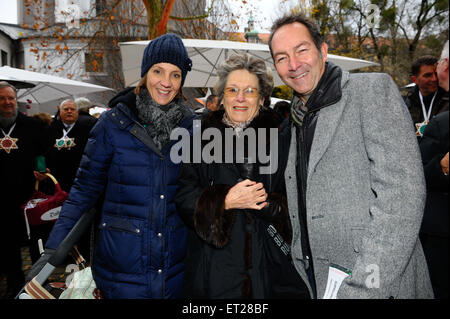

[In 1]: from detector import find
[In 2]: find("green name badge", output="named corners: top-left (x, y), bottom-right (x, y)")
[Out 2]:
top-left (35, 156), bottom-right (47, 173)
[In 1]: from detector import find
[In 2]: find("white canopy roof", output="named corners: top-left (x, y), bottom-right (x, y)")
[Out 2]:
top-left (119, 38), bottom-right (379, 88)
top-left (0, 66), bottom-right (114, 104)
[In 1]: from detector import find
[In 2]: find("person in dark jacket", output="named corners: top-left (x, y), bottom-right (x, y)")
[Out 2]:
top-left (27, 33), bottom-right (195, 299)
top-left (0, 81), bottom-right (47, 298)
top-left (175, 53), bottom-right (309, 299)
top-left (403, 55), bottom-right (449, 138)
top-left (419, 40), bottom-right (449, 299)
top-left (419, 111), bottom-right (449, 299)
top-left (27, 99), bottom-right (97, 264)
top-left (46, 99), bottom-right (97, 193)
top-left (273, 100), bottom-right (291, 120)
top-left (205, 94), bottom-right (220, 112)
top-left (74, 97), bottom-right (98, 128)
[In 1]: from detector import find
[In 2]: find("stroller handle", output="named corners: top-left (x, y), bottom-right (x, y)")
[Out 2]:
top-left (48, 208), bottom-right (96, 267)
top-left (15, 208), bottom-right (96, 299)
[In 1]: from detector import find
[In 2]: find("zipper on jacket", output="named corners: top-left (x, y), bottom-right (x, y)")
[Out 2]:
top-left (298, 115), bottom-right (310, 262)
top-left (298, 102), bottom-right (333, 254)
top-left (297, 101), bottom-right (336, 298)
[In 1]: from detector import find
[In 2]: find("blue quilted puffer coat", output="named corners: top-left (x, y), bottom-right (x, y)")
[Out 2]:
top-left (46, 88), bottom-right (195, 298)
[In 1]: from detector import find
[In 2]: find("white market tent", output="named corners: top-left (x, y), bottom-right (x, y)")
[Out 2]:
top-left (0, 66), bottom-right (114, 105)
top-left (119, 39), bottom-right (380, 88)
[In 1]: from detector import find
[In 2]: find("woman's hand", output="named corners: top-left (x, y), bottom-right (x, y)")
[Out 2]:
top-left (33, 168), bottom-right (50, 182)
top-left (224, 179), bottom-right (268, 210)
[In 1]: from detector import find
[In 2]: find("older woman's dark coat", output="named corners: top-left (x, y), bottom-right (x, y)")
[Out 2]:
top-left (175, 108), bottom-right (309, 299)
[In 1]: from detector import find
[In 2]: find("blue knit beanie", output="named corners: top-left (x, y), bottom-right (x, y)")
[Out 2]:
top-left (140, 33), bottom-right (192, 86)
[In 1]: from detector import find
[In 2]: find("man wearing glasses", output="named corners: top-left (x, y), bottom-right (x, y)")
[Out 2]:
top-left (0, 82), bottom-right (47, 298)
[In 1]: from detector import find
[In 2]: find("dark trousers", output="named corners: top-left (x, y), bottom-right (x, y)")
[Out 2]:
top-left (0, 206), bottom-right (27, 298)
top-left (420, 232), bottom-right (449, 299)
top-left (0, 241), bottom-right (25, 298)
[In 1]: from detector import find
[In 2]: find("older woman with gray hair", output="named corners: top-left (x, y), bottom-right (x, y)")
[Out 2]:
top-left (175, 53), bottom-right (309, 299)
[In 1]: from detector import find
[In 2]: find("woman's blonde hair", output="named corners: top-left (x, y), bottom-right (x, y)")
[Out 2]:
top-left (32, 112), bottom-right (53, 126)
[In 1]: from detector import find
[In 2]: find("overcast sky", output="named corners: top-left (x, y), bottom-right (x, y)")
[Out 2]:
top-left (0, 0), bottom-right (18, 24)
top-left (226, 0), bottom-right (297, 32)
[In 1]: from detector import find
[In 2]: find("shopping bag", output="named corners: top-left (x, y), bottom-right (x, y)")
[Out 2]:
top-left (59, 267), bottom-right (97, 299)
top-left (21, 173), bottom-right (68, 238)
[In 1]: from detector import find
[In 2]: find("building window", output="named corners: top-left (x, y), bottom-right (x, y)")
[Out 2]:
top-left (85, 52), bottom-right (104, 73)
top-left (1, 50), bottom-right (7, 66)
top-left (55, 0), bottom-right (93, 23)
top-left (96, 0), bottom-right (107, 16)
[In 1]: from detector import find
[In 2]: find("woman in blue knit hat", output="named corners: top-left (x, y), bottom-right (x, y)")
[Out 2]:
top-left (27, 33), bottom-right (196, 299)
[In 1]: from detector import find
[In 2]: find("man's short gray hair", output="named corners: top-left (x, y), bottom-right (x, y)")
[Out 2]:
top-left (60, 99), bottom-right (77, 109)
top-left (75, 97), bottom-right (91, 110)
top-left (441, 40), bottom-right (449, 60)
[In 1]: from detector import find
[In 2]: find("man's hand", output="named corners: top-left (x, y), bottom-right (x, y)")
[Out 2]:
top-left (441, 152), bottom-right (449, 175)
top-left (224, 179), bottom-right (268, 210)
top-left (33, 168), bottom-right (50, 182)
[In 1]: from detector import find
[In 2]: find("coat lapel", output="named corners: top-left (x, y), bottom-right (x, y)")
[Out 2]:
top-left (307, 73), bottom-right (349, 182)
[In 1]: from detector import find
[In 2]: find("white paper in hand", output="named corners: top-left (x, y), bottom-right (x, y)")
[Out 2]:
top-left (323, 263), bottom-right (351, 299)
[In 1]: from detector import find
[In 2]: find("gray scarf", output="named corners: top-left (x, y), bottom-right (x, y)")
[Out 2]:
top-left (291, 94), bottom-right (309, 127)
top-left (135, 88), bottom-right (185, 150)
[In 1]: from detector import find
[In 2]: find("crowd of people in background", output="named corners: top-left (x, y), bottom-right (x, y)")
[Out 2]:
top-left (0, 13), bottom-right (448, 300)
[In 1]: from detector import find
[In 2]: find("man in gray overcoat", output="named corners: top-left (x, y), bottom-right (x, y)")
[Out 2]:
top-left (268, 14), bottom-right (433, 299)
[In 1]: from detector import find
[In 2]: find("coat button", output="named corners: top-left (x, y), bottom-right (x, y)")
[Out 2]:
top-left (136, 229), bottom-right (140, 234)
top-left (158, 269), bottom-right (162, 274)
top-left (160, 195), bottom-right (164, 199)
top-left (157, 232), bottom-right (162, 238)
top-left (102, 223), bottom-right (106, 227)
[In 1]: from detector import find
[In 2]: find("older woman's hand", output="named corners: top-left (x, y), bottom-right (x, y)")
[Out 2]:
top-left (224, 179), bottom-right (268, 210)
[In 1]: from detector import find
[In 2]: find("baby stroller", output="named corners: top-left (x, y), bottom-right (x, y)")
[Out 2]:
top-left (16, 208), bottom-right (96, 299)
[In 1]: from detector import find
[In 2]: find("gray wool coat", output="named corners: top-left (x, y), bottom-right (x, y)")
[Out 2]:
top-left (284, 71), bottom-right (434, 299)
